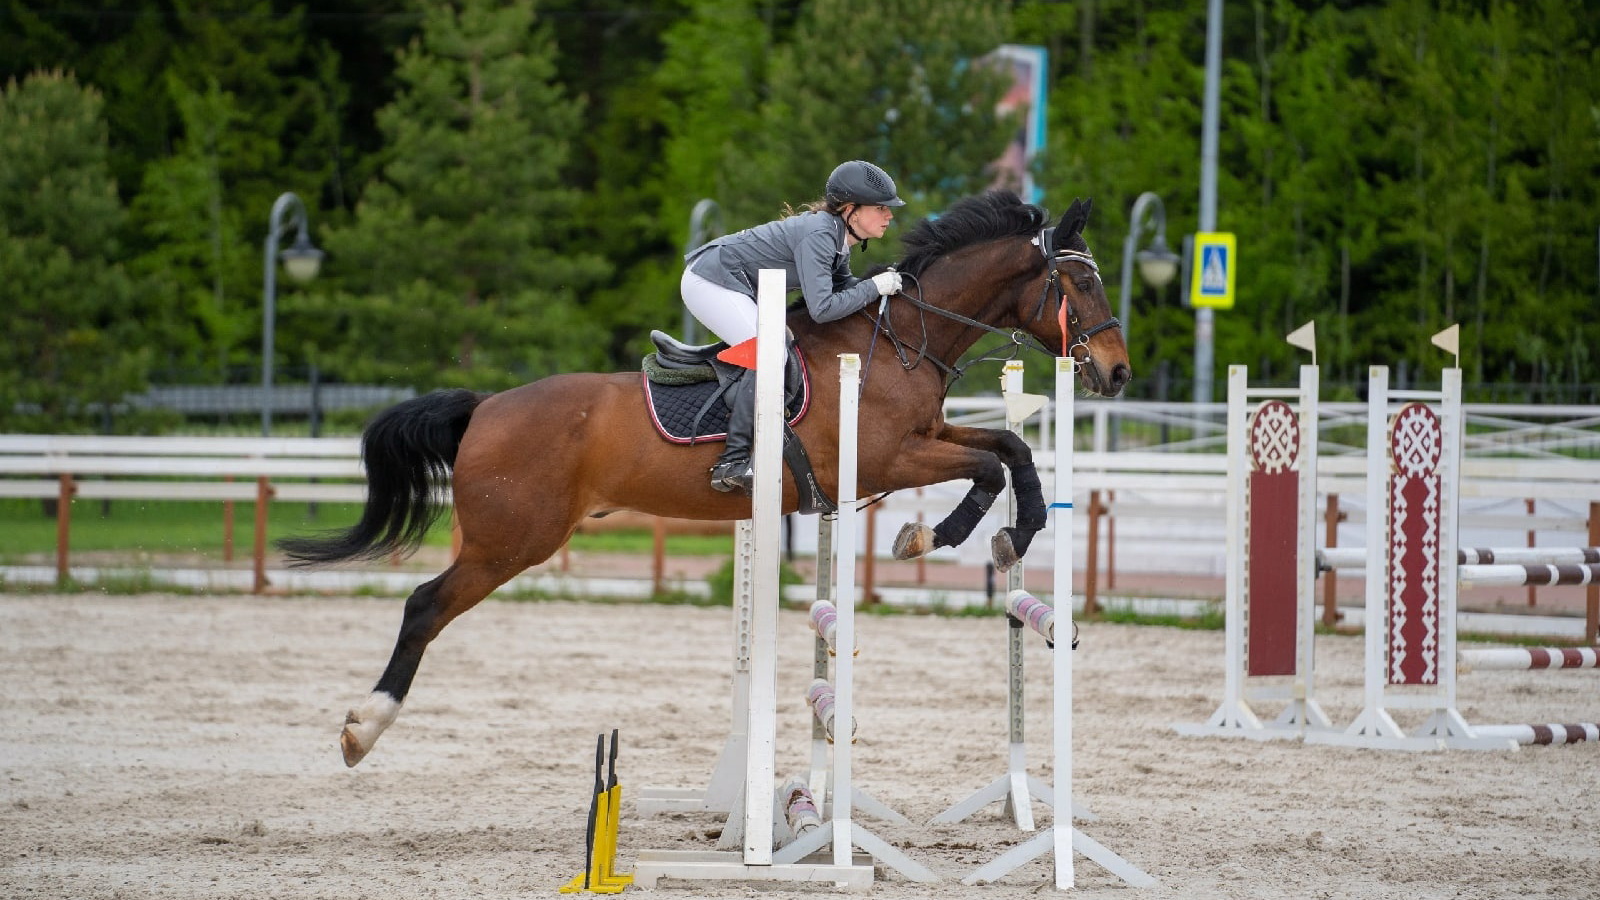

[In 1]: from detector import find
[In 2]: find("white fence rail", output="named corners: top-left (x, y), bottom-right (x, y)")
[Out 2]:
top-left (5, 398), bottom-right (1600, 601)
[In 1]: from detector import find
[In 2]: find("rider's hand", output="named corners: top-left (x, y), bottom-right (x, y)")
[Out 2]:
top-left (871, 270), bottom-right (902, 296)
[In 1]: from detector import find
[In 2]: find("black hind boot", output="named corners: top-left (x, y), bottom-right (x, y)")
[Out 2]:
top-left (709, 369), bottom-right (756, 494)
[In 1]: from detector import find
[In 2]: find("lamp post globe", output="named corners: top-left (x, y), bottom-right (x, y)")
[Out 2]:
top-left (1135, 233), bottom-right (1180, 291)
top-left (1117, 192), bottom-right (1179, 350)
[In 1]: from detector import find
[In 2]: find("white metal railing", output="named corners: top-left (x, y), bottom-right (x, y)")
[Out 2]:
top-left (5, 397), bottom-right (1600, 594)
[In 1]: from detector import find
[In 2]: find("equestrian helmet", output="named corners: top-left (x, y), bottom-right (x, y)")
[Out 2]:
top-left (825, 160), bottom-right (906, 207)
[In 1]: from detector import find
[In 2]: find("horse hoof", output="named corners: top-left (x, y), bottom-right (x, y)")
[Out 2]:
top-left (991, 531), bottom-right (1021, 572)
top-left (340, 722), bottom-right (371, 767)
top-left (893, 523), bottom-right (936, 560)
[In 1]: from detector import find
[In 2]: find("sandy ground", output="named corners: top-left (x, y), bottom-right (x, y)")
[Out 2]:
top-left (2, 591), bottom-right (1597, 899)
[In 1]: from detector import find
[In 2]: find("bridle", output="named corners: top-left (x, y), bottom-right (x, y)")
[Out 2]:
top-left (863, 224), bottom-right (1123, 385)
top-left (1031, 224), bottom-right (1123, 365)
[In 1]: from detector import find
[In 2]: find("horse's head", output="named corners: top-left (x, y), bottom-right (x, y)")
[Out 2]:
top-left (894, 191), bottom-right (1130, 398)
top-left (1038, 198), bottom-right (1130, 397)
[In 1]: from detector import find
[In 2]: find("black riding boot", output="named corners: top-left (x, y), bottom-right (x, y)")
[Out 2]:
top-left (709, 369), bottom-right (756, 494)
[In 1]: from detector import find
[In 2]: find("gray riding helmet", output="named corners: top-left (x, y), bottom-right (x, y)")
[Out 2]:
top-left (825, 160), bottom-right (907, 207)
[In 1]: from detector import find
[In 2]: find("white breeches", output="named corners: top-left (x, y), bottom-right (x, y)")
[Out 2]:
top-left (681, 268), bottom-right (759, 345)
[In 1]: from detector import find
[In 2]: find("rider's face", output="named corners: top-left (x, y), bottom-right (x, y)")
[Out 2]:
top-left (850, 204), bottom-right (894, 240)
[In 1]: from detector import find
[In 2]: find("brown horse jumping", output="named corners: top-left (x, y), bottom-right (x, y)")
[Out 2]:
top-left (281, 191), bottom-right (1129, 766)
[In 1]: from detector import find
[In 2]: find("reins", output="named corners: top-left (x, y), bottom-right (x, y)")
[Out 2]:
top-left (860, 228), bottom-right (1122, 395)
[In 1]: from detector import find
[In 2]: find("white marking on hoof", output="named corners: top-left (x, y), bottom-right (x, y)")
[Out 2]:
top-left (341, 693), bottom-right (401, 767)
top-left (893, 523), bottom-right (936, 560)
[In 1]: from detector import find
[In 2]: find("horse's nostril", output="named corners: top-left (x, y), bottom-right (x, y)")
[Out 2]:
top-left (1110, 364), bottom-right (1131, 395)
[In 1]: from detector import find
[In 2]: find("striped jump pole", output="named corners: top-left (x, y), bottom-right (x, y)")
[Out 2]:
top-left (1458, 647), bottom-right (1600, 671)
top-left (1459, 564), bottom-right (1600, 588)
top-left (964, 357), bottom-right (1155, 891)
top-left (1458, 547), bottom-right (1600, 565)
top-left (1319, 547), bottom-right (1600, 571)
top-left (1472, 724), bottom-right (1600, 746)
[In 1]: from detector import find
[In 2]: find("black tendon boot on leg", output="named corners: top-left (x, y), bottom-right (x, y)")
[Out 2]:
top-left (710, 369), bottom-right (756, 494)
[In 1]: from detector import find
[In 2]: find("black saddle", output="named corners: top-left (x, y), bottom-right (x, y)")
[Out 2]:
top-left (640, 330), bottom-right (833, 514)
top-left (641, 331), bottom-right (808, 442)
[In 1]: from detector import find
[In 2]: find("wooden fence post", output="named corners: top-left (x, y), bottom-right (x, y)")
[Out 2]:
top-left (222, 475), bottom-right (235, 563)
top-left (56, 473), bottom-right (76, 587)
top-left (1083, 489), bottom-right (1102, 617)
top-left (252, 477), bottom-right (275, 594)
top-left (1322, 493), bottom-right (1345, 627)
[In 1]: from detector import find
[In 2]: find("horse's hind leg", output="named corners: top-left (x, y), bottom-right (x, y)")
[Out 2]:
top-left (341, 554), bottom-right (522, 767)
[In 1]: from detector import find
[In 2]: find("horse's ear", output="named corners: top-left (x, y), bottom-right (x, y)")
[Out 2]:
top-left (1057, 197), bottom-right (1092, 241)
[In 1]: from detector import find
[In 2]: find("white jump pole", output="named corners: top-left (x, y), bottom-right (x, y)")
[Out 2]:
top-left (773, 353), bottom-right (936, 882)
top-left (635, 270), bottom-right (875, 888)
top-left (964, 357), bottom-right (1154, 891)
top-left (931, 359), bottom-right (1061, 830)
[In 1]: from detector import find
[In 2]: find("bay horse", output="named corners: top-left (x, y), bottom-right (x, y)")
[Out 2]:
top-left (281, 191), bottom-right (1129, 766)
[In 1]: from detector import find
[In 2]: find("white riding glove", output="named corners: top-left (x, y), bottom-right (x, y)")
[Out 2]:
top-left (871, 270), bottom-right (902, 296)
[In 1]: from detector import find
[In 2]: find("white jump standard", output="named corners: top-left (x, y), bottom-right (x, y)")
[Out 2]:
top-left (961, 357), bottom-right (1155, 890)
top-left (1180, 350), bottom-right (1600, 751)
top-left (1173, 364), bottom-right (1331, 740)
top-left (932, 360), bottom-right (1092, 833)
top-left (634, 271), bottom-right (883, 887)
top-left (769, 352), bottom-right (937, 882)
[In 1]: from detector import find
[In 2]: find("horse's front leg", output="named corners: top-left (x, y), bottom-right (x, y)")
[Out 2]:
top-left (885, 426), bottom-right (1042, 571)
top-left (940, 425), bottom-right (1046, 570)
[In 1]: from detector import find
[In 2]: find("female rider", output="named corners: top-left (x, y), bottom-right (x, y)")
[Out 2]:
top-left (681, 160), bottom-right (906, 494)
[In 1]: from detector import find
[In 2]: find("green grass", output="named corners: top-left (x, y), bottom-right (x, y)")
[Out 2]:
top-left (0, 497), bottom-right (734, 561)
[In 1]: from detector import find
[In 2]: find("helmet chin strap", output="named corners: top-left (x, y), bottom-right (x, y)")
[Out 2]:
top-left (842, 205), bottom-right (870, 250)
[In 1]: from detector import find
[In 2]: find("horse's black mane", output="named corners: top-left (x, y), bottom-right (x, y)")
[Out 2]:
top-left (897, 191), bottom-right (1050, 278)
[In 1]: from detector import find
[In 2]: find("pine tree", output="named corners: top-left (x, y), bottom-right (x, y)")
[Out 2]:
top-left (317, 0), bottom-right (609, 390)
top-left (747, 0), bottom-right (1016, 253)
top-left (0, 72), bottom-right (144, 431)
top-left (129, 74), bottom-right (254, 377)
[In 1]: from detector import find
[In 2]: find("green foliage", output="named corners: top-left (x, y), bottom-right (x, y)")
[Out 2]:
top-left (129, 74), bottom-right (254, 376)
top-left (1039, 0), bottom-right (1600, 398)
top-left (1, 1), bottom-right (1598, 423)
top-left (744, 0), bottom-right (1016, 270)
top-left (315, 0), bottom-right (610, 390)
top-left (0, 71), bottom-right (145, 432)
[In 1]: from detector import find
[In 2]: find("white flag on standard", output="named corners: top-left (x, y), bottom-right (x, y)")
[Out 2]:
top-left (1286, 320), bottom-right (1316, 364)
top-left (1431, 323), bottom-right (1460, 368)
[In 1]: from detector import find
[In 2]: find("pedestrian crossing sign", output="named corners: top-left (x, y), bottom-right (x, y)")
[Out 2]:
top-left (1189, 232), bottom-right (1236, 309)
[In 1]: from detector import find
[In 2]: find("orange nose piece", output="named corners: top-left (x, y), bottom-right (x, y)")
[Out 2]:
top-left (716, 337), bottom-right (760, 370)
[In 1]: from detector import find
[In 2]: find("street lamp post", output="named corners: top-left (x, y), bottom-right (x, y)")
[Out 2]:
top-left (1117, 192), bottom-right (1181, 348)
top-left (261, 192), bottom-right (324, 436)
top-left (1195, 0), bottom-right (1224, 406)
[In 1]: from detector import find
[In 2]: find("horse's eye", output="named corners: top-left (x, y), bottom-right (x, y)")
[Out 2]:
top-left (1075, 279), bottom-right (1093, 293)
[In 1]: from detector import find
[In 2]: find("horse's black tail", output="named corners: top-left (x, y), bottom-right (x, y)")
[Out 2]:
top-left (278, 388), bottom-right (487, 566)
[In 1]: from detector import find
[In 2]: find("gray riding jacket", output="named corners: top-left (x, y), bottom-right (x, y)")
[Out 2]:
top-left (685, 211), bottom-right (880, 324)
